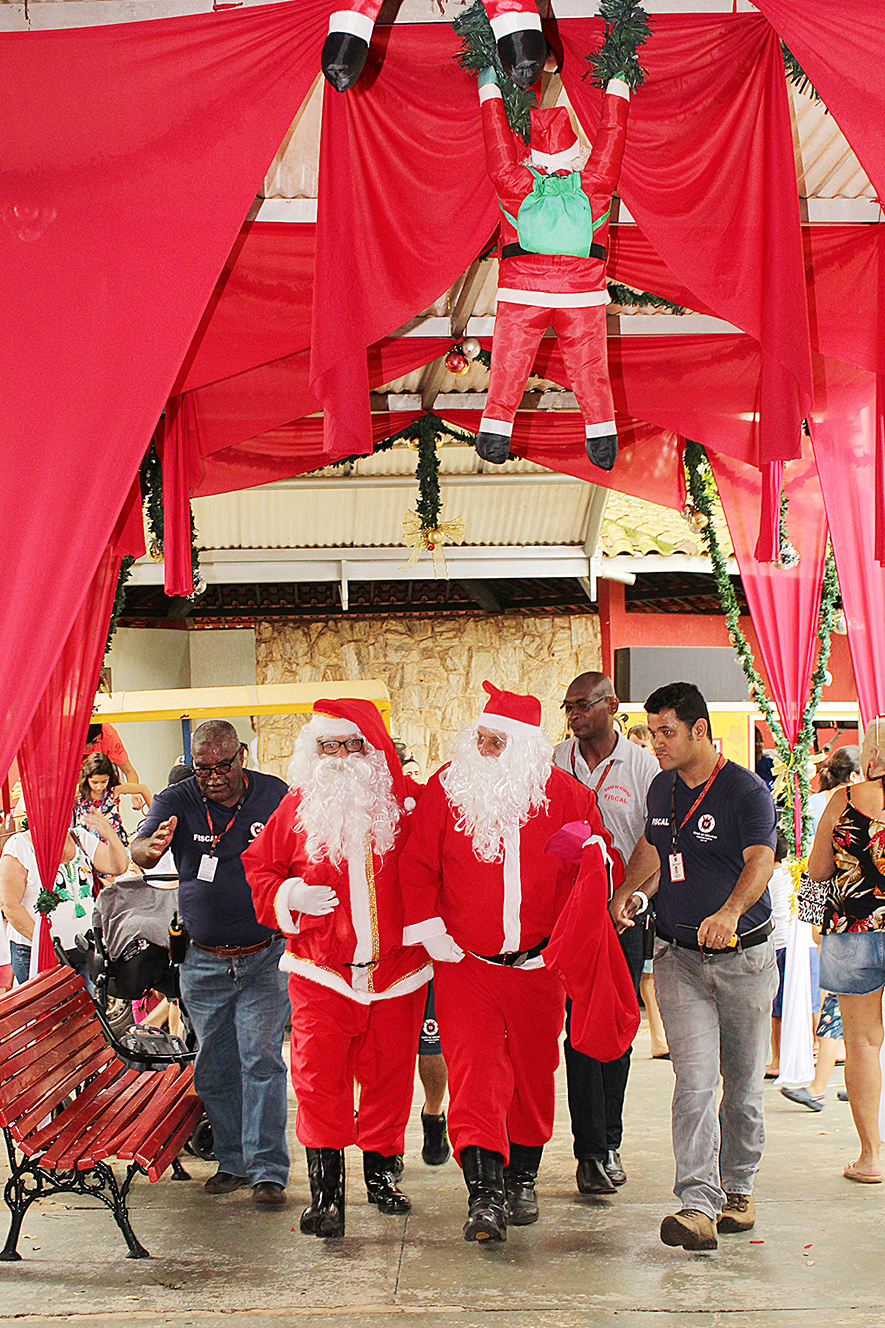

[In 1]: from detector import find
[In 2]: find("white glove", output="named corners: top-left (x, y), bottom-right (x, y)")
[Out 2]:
top-left (285, 877), bottom-right (339, 916)
top-left (422, 932), bottom-right (465, 963)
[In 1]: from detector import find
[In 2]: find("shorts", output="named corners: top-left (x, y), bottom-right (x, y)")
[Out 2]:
top-left (771, 945), bottom-right (821, 1019)
top-left (816, 990), bottom-right (843, 1040)
top-left (819, 930), bottom-right (885, 996)
top-left (418, 979), bottom-right (442, 1056)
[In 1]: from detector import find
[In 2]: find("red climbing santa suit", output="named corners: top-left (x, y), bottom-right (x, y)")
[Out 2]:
top-left (478, 78), bottom-right (631, 458)
top-left (243, 701), bottom-right (431, 1156)
top-left (399, 751), bottom-right (620, 1164)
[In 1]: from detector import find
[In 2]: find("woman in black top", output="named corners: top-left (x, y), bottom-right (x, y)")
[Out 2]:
top-left (807, 719), bottom-right (885, 1184)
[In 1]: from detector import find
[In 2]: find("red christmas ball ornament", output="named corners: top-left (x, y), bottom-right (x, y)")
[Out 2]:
top-left (444, 350), bottom-right (469, 376)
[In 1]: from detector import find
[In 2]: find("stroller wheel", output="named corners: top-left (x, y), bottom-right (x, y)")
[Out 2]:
top-left (105, 997), bottom-right (135, 1039)
top-left (189, 1115), bottom-right (214, 1161)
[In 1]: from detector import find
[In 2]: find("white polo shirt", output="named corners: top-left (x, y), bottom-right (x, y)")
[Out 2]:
top-left (553, 730), bottom-right (659, 864)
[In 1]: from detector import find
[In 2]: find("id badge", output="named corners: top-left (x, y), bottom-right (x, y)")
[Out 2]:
top-left (198, 854), bottom-right (218, 882)
top-left (669, 852), bottom-right (685, 882)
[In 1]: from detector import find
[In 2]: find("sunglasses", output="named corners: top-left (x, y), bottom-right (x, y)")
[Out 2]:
top-left (560, 696), bottom-right (612, 714)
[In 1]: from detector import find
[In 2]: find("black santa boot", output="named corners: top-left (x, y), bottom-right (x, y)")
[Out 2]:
top-left (461, 1146), bottom-right (507, 1243)
top-left (496, 29), bottom-right (547, 90)
top-left (503, 1142), bottom-right (543, 1226)
top-left (321, 30), bottom-right (370, 92)
top-left (363, 1151), bottom-right (411, 1214)
top-left (299, 1147), bottom-right (346, 1238)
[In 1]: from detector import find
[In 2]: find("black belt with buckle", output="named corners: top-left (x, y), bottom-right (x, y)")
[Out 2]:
top-left (473, 937), bottom-right (550, 968)
top-left (658, 918), bottom-right (774, 954)
top-left (501, 241), bottom-right (607, 263)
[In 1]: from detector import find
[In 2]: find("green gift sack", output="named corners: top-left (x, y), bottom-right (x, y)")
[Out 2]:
top-left (502, 170), bottom-right (608, 258)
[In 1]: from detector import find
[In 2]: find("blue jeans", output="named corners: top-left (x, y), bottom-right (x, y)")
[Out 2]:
top-left (654, 936), bottom-right (777, 1219)
top-left (180, 938), bottom-right (290, 1187)
top-left (9, 940), bottom-right (31, 986)
top-left (820, 931), bottom-right (885, 995)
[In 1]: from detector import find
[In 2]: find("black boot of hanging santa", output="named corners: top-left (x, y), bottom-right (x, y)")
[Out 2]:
top-left (321, 2), bottom-right (378, 91)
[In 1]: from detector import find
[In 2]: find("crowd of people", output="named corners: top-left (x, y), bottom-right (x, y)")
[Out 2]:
top-left (1, 686), bottom-right (883, 1253)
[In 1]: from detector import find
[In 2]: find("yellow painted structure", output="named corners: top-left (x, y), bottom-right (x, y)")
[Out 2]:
top-left (93, 680), bottom-right (392, 730)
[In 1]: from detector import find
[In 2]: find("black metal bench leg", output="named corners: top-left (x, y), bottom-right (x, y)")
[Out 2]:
top-left (108, 1163), bottom-right (150, 1260)
top-left (171, 1155), bottom-right (191, 1181)
top-left (0, 1203), bottom-right (24, 1262)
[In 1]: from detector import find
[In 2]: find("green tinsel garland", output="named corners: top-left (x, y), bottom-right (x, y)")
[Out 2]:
top-left (684, 440), bottom-right (840, 854)
top-left (453, 0), bottom-right (536, 142)
top-left (607, 282), bottom-right (685, 314)
top-left (140, 441), bottom-right (204, 599)
top-left (104, 554), bottom-right (135, 657)
top-left (585, 0), bottom-right (651, 92)
top-left (782, 43), bottom-right (824, 108)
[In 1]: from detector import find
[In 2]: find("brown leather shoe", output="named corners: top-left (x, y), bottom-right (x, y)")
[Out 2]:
top-left (660, 1208), bottom-right (718, 1250)
top-left (717, 1193), bottom-right (755, 1233)
top-left (204, 1170), bottom-right (249, 1195)
top-left (252, 1182), bottom-right (287, 1207)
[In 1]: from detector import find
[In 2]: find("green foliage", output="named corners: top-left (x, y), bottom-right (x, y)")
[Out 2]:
top-left (684, 440), bottom-right (840, 855)
top-left (104, 555), bottom-right (135, 658)
top-left (607, 281), bottom-right (685, 314)
top-left (453, 0), bottom-right (536, 142)
top-left (782, 43), bottom-right (825, 108)
top-left (585, 0), bottom-right (651, 92)
top-left (36, 887), bottom-right (61, 916)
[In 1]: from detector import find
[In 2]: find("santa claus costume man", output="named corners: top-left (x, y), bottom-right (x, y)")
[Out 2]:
top-left (243, 699), bottom-right (431, 1239)
top-left (398, 681), bottom-right (619, 1243)
top-left (475, 71), bottom-right (631, 473)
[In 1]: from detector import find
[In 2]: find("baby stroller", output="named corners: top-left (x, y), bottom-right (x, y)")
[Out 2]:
top-left (65, 869), bottom-right (214, 1164)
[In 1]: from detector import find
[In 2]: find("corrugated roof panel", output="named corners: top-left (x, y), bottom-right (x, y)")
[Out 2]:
top-left (191, 476), bottom-right (594, 551)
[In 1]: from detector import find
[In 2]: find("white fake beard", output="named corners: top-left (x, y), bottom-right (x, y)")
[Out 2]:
top-left (441, 726), bottom-right (552, 863)
top-left (288, 742), bottom-right (401, 867)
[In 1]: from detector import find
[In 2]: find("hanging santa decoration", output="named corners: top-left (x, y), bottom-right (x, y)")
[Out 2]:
top-left (321, 0), bottom-right (545, 92)
top-left (460, 0), bottom-right (650, 473)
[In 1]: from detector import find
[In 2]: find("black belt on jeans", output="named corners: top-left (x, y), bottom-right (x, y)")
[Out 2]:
top-left (473, 937), bottom-right (550, 967)
top-left (657, 918), bottom-right (774, 954)
top-left (192, 938), bottom-right (273, 958)
top-left (500, 241), bottom-right (607, 263)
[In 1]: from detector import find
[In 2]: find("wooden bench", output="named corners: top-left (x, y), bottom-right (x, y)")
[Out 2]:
top-left (0, 965), bottom-right (203, 1261)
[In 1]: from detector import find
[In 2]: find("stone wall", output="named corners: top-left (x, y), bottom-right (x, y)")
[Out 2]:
top-left (254, 614), bottom-right (601, 780)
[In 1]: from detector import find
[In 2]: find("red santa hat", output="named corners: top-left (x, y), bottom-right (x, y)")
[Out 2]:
top-left (306, 698), bottom-right (415, 810)
top-left (479, 679), bottom-right (543, 738)
top-left (529, 107), bottom-right (580, 173)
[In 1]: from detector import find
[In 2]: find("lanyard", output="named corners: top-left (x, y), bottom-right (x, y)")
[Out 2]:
top-left (670, 755), bottom-right (724, 850)
top-left (203, 772), bottom-right (249, 856)
top-left (570, 742), bottom-right (616, 795)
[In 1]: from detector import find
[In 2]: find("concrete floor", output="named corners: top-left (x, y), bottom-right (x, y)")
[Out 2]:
top-left (1, 1018), bottom-right (882, 1327)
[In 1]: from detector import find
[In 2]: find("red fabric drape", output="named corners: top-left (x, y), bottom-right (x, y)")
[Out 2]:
top-left (811, 357), bottom-right (885, 726)
top-left (19, 484), bottom-right (144, 945)
top-left (311, 23), bottom-right (501, 458)
top-left (559, 13), bottom-right (811, 557)
top-left (711, 443), bottom-right (829, 745)
top-left (175, 222), bottom-right (317, 394)
top-left (0, 0), bottom-right (333, 783)
top-left (756, 1), bottom-right (885, 209)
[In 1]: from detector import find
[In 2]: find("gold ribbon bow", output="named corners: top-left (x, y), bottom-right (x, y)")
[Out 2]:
top-left (400, 509), bottom-right (466, 579)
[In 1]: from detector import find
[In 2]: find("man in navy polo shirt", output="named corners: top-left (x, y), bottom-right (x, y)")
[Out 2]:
top-left (132, 719), bottom-right (290, 1208)
top-left (610, 682), bottom-right (777, 1252)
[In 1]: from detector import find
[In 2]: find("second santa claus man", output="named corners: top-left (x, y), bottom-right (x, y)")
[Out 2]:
top-left (398, 681), bottom-right (619, 1243)
top-left (243, 698), bottom-right (431, 1239)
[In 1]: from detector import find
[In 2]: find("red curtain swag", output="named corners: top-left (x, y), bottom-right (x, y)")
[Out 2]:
top-left (18, 484), bottom-right (144, 952)
top-left (811, 357), bottom-right (885, 726)
top-left (0, 0), bottom-right (334, 783)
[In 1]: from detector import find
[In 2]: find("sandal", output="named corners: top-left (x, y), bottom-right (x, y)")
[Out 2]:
top-left (843, 1161), bottom-right (882, 1184)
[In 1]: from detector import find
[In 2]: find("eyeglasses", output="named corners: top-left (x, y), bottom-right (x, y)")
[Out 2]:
top-left (193, 751), bottom-right (242, 776)
top-left (317, 738), bottom-right (365, 755)
top-left (560, 696), bottom-right (612, 714)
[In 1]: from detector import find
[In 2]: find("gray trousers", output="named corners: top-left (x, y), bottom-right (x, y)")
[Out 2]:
top-left (654, 936), bottom-right (777, 1219)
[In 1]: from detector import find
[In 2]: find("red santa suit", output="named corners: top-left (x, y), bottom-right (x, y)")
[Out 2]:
top-left (398, 688), bottom-right (620, 1165)
top-left (243, 701), bottom-right (431, 1157)
top-left (477, 78), bottom-right (630, 469)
